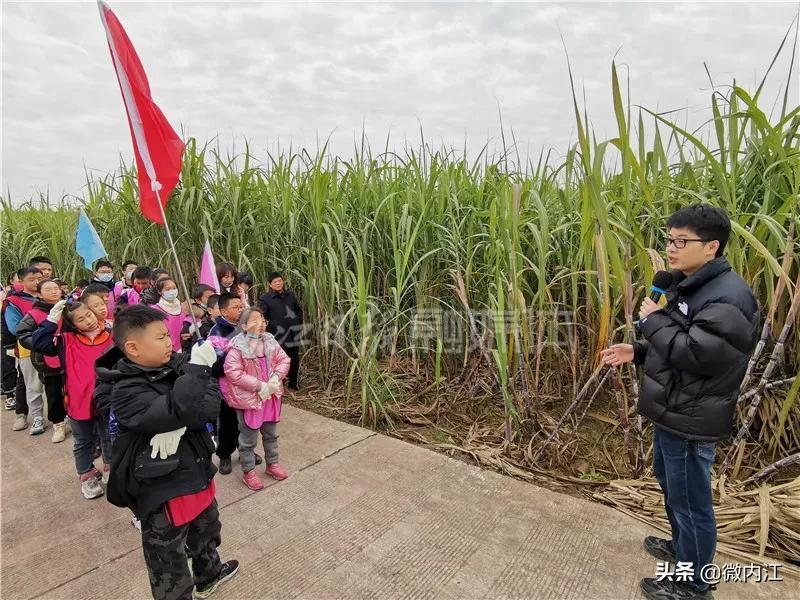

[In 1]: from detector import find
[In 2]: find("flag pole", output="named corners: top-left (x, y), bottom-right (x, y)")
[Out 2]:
top-left (154, 187), bottom-right (203, 342)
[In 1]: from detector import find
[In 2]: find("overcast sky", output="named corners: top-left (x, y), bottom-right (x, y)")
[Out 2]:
top-left (2, 1), bottom-right (798, 202)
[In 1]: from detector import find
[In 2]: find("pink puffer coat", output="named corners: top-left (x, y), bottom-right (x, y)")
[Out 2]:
top-left (222, 332), bottom-right (291, 410)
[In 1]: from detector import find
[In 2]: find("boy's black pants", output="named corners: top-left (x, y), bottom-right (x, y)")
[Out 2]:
top-left (215, 400), bottom-right (238, 460)
top-left (15, 364), bottom-right (27, 415)
top-left (141, 499), bottom-right (223, 600)
top-left (43, 374), bottom-right (66, 424)
top-left (1, 347), bottom-right (17, 397)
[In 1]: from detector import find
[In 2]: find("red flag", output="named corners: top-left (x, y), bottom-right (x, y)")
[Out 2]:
top-left (98, 1), bottom-right (184, 224)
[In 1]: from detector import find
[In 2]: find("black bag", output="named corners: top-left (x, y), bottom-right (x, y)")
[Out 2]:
top-left (133, 448), bottom-right (180, 480)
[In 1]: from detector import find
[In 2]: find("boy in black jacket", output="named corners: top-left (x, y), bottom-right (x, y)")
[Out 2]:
top-left (96, 305), bottom-right (238, 600)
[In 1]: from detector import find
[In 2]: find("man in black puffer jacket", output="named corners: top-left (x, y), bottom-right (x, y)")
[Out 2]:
top-left (602, 204), bottom-right (758, 600)
top-left (96, 305), bottom-right (238, 600)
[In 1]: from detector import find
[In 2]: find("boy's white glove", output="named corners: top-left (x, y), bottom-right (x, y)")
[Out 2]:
top-left (258, 382), bottom-right (271, 400)
top-left (189, 341), bottom-right (217, 367)
top-left (47, 300), bottom-right (67, 323)
top-left (149, 427), bottom-right (186, 459)
top-left (266, 375), bottom-right (282, 396)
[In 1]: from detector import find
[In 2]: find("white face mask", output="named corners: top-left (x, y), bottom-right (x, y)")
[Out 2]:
top-left (97, 273), bottom-right (113, 283)
top-left (125, 270), bottom-right (135, 280)
top-left (162, 290), bottom-right (179, 302)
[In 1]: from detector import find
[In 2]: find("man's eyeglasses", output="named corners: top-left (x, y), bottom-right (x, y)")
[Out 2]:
top-left (665, 236), bottom-right (706, 249)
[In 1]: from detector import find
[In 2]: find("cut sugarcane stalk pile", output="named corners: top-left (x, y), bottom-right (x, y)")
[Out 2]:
top-left (594, 476), bottom-right (800, 576)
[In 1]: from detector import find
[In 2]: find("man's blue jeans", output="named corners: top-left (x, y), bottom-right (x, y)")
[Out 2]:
top-left (652, 426), bottom-right (716, 592)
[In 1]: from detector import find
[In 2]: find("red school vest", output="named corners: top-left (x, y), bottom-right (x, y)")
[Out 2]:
top-left (63, 329), bottom-right (114, 420)
top-left (28, 308), bottom-right (62, 370)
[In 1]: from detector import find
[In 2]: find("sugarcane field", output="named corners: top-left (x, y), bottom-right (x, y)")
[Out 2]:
top-left (1, 2), bottom-right (799, 600)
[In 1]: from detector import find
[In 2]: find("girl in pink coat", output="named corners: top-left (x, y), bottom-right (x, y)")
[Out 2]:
top-left (223, 307), bottom-right (291, 490)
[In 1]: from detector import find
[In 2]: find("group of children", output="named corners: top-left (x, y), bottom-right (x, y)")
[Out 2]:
top-left (0, 256), bottom-right (297, 600)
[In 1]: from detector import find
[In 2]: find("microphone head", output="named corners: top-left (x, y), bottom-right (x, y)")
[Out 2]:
top-left (652, 270), bottom-right (674, 292)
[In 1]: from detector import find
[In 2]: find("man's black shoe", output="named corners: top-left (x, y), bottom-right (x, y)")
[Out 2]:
top-left (644, 536), bottom-right (677, 562)
top-left (641, 578), bottom-right (713, 600)
top-left (218, 456), bottom-right (232, 475)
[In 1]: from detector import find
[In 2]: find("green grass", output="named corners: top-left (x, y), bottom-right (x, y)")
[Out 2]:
top-left (3, 51), bottom-right (799, 477)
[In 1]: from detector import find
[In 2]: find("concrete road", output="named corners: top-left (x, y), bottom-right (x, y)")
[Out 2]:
top-left (1, 405), bottom-right (793, 599)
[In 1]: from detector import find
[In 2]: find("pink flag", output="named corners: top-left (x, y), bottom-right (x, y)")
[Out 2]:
top-left (199, 240), bottom-right (220, 293)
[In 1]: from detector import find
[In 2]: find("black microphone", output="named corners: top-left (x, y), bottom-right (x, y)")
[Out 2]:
top-left (649, 270), bottom-right (674, 303)
top-left (634, 270), bottom-right (674, 328)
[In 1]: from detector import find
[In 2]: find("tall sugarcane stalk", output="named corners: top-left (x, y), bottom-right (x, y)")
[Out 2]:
top-left (721, 272), bottom-right (800, 476)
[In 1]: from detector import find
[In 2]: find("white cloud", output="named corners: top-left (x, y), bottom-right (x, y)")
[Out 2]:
top-left (1, 1), bottom-right (797, 202)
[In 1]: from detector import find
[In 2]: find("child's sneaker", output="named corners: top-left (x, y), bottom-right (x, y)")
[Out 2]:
top-left (12, 414), bottom-right (27, 431)
top-left (80, 473), bottom-right (104, 499)
top-left (242, 470), bottom-right (264, 491)
top-left (29, 416), bottom-right (45, 436)
top-left (265, 463), bottom-right (288, 481)
top-left (193, 560), bottom-right (239, 599)
top-left (51, 422), bottom-right (67, 443)
top-left (3, 394), bottom-right (16, 411)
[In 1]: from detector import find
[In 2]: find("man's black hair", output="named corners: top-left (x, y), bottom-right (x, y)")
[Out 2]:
top-left (218, 292), bottom-right (241, 311)
top-left (132, 266), bottom-right (153, 281)
top-left (207, 294), bottom-right (220, 310)
top-left (17, 267), bottom-right (42, 279)
top-left (82, 283), bottom-right (110, 296)
top-left (155, 277), bottom-right (177, 294)
top-left (113, 305), bottom-right (167, 348)
top-left (37, 279), bottom-right (59, 293)
top-left (666, 204), bottom-right (731, 257)
top-left (192, 284), bottom-right (215, 300)
top-left (238, 272), bottom-right (254, 286)
top-left (94, 259), bottom-right (113, 271)
top-left (28, 256), bottom-right (53, 266)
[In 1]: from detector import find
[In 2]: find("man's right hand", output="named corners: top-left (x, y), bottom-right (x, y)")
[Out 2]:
top-left (600, 344), bottom-right (634, 367)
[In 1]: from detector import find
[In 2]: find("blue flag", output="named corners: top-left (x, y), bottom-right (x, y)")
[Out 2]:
top-left (75, 209), bottom-right (107, 269)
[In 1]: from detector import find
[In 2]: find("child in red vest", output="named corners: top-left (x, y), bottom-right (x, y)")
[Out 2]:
top-left (15, 279), bottom-right (68, 443)
top-left (82, 288), bottom-right (114, 327)
top-left (2, 267), bottom-right (44, 432)
top-left (32, 300), bottom-right (114, 499)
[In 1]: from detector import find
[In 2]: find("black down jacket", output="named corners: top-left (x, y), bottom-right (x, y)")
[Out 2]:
top-left (95, 352), bottom-right (221, 518)
top-left (634, 256), bottom-right (759, 441)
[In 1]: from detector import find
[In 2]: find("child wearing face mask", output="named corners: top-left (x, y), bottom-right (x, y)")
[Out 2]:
top-left (92, 261), bottom-right (117, 315)
top-left (223, 307), bottom-right (291, 491)
top-left (110, 260), bottom-right (137, 315)
top-left (117, 266), bottom-right (153, 308)
top-left (32, 300), bottom-right (114, 499)
top-left (153, 278), bottom-right (188, 352)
